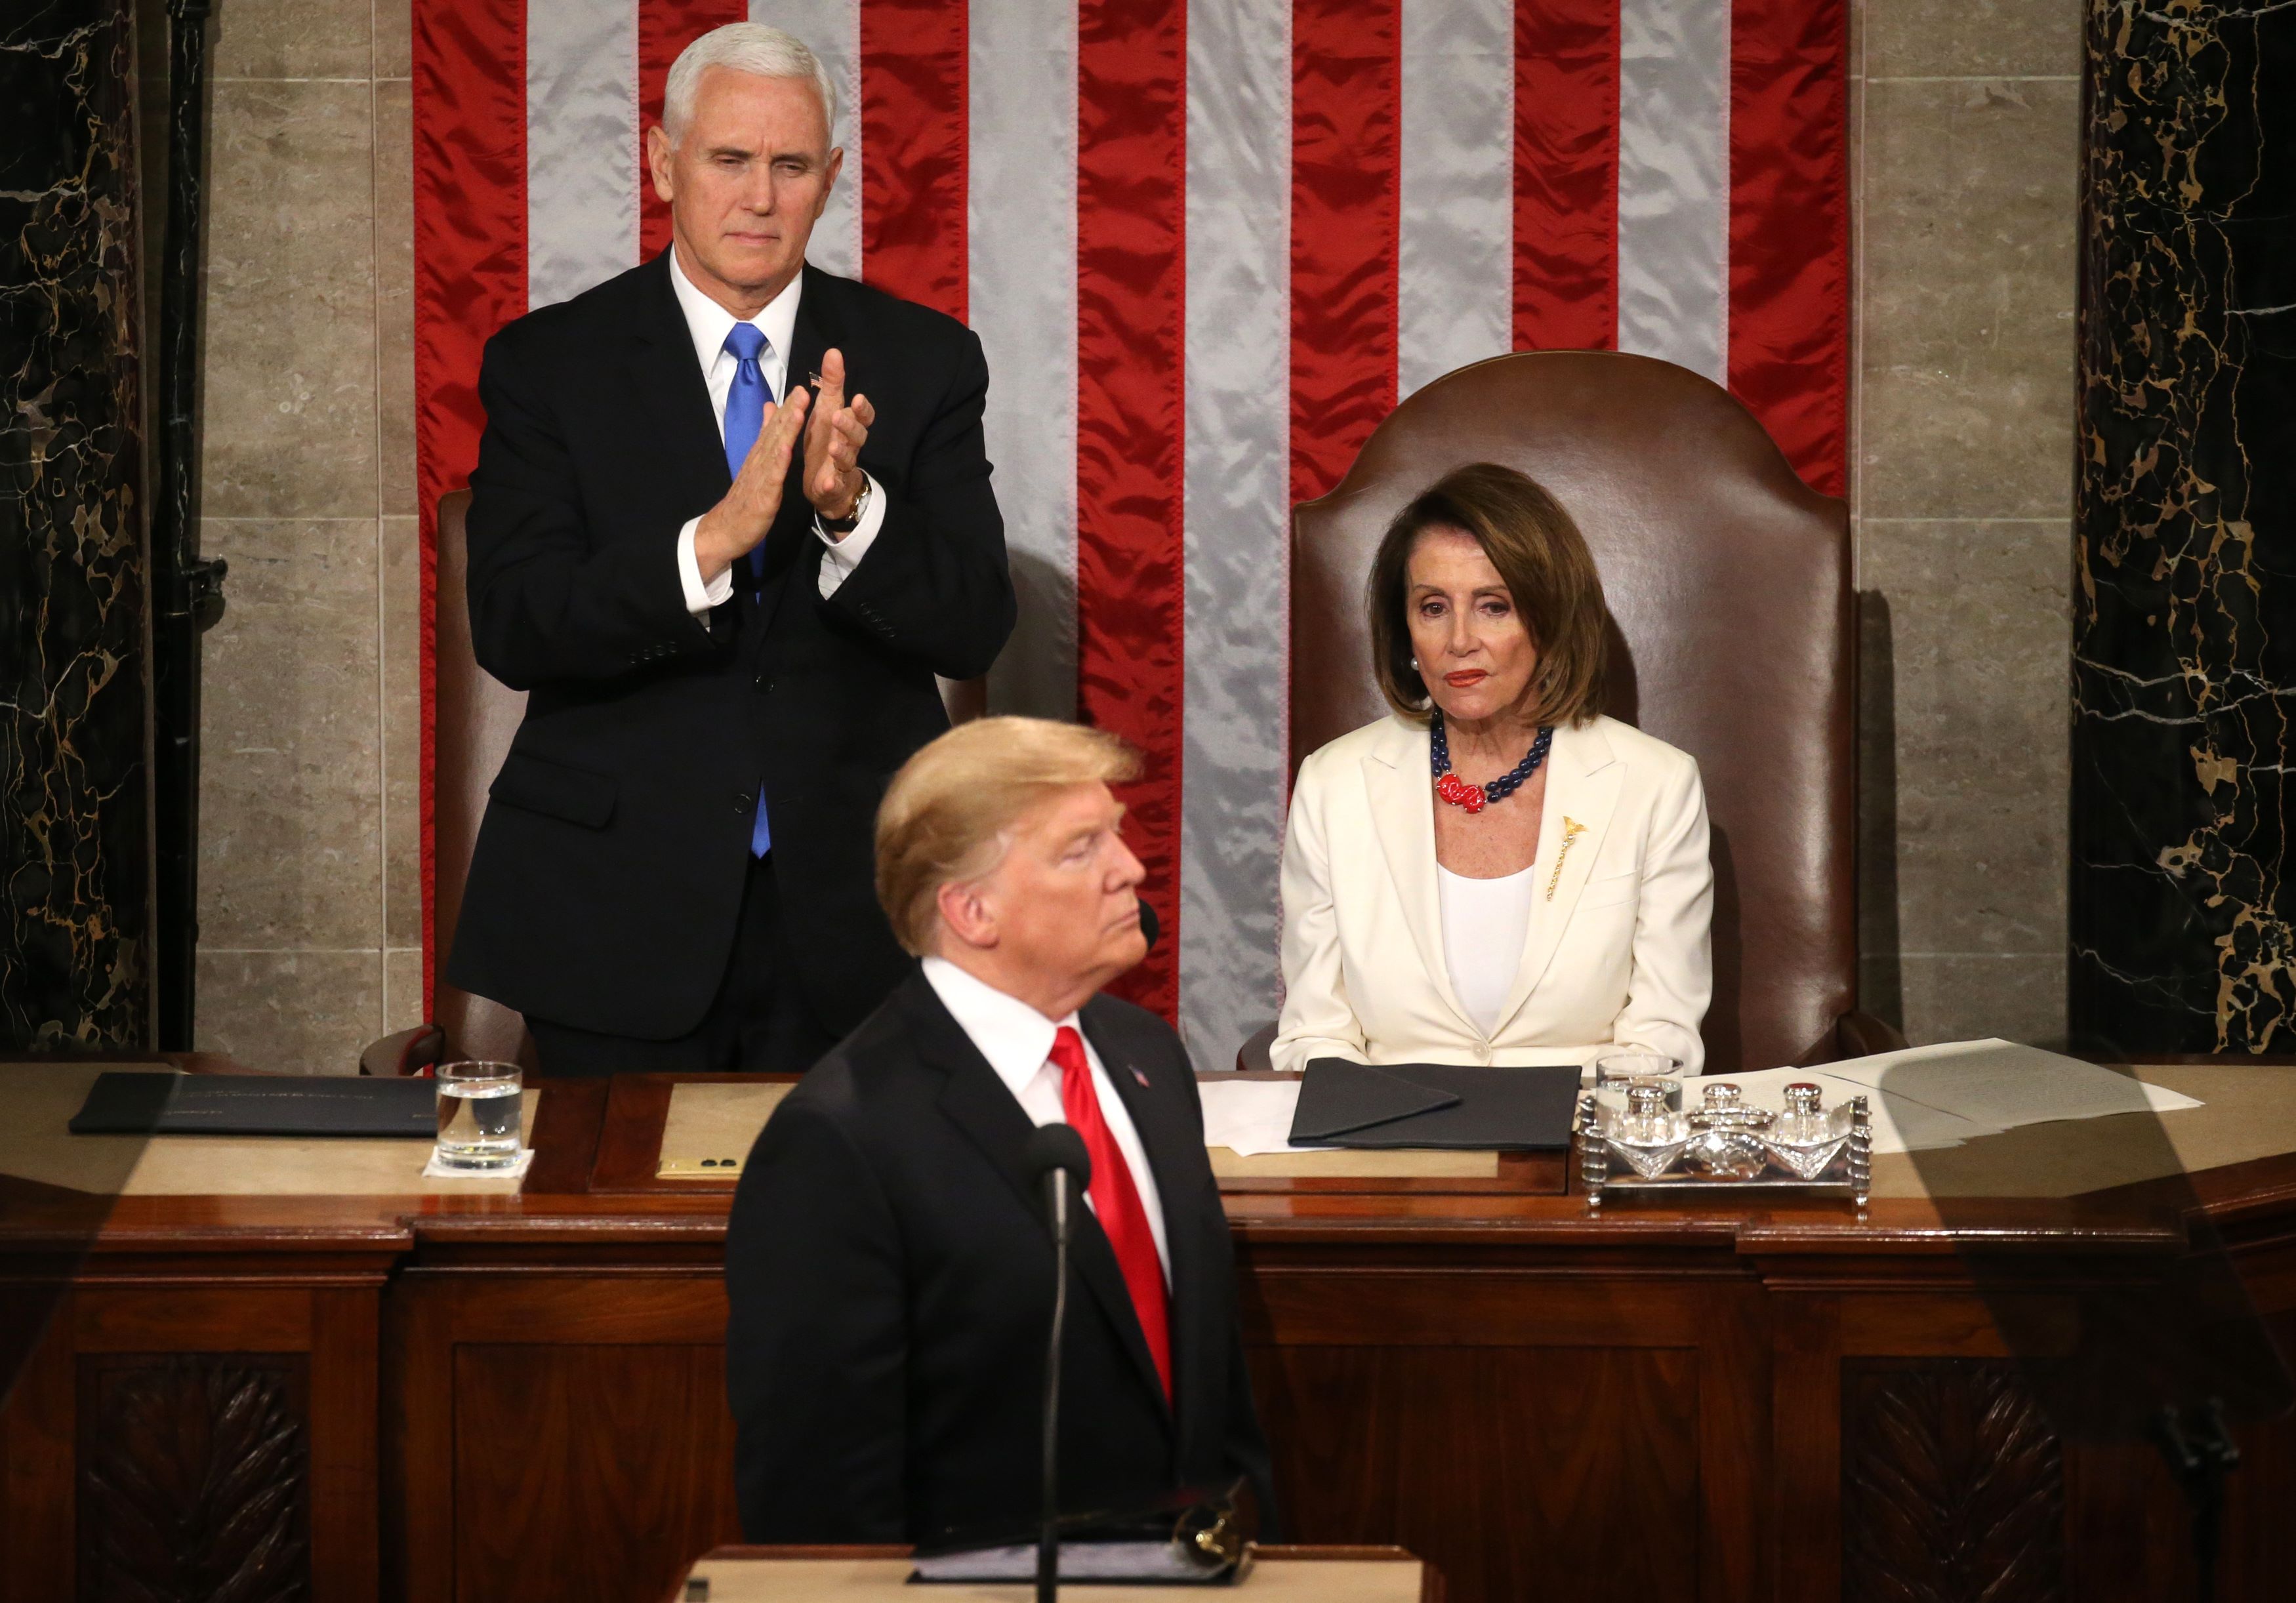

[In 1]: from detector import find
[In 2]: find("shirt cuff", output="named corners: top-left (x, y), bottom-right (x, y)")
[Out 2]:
top-left (813, 473), bottom-right (885, 599)
top-left (678, 517), bottom-right (735, 617)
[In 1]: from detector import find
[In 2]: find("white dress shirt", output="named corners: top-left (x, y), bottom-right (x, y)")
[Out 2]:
top-left (667, 246), bottom-right (886, 613)
top-left (920, 956), bottom-right (1171, 1281)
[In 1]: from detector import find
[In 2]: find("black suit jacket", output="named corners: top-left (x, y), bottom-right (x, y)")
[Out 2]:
top-left (446, 255), bottom-right (1015, 1040)
top-left (724, 971), bottom-right (1277, 1544)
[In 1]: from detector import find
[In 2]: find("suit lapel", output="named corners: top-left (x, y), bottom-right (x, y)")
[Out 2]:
top-left (909, 978), bottom-right (1174, 1426)
top-left (1360, 720), bottom-right (1479, 1035)
top-left (905, 977), bottom-right (1045, 1222)
top-left (1493, 719), bottom-right (1624, 1028)
top-left (625, 252), bottom-right (733, 518)
top-left (1081, 1002), bottom-right (1198, 1429)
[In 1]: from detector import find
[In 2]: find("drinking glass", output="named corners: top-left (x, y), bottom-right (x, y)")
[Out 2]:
top-left (434, 1061), bottom-right (523, 1171)
top-left (1594, 1050), bottom-right (1682, 1112)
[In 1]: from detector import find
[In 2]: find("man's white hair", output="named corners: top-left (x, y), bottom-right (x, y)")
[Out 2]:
top-left (663, 23), bottom-right (838, 146)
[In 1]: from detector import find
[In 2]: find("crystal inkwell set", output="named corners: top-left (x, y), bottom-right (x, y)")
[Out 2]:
top-left (1574, 1078), bottom-right (1872, 1208)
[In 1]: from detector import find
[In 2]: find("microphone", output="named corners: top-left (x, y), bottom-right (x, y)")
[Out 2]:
top-left (1137, 897), bottom-right (1160, 951)
top-left (1023, 1124), bottom-right (1092, 1603)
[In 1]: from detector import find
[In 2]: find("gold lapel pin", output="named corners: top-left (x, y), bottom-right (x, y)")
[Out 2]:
top-left (1546, 817), bottom-right (1588, 901)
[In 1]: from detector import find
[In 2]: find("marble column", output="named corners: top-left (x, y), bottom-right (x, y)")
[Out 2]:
top-left (0, 2), bottom-right (153, 1047)
top-left (2070, 1), bottom-right (2296, 1053)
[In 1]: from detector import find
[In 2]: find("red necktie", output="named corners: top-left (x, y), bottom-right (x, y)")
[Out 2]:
top-left (1050, 1025), bottom-right (1171, 1402)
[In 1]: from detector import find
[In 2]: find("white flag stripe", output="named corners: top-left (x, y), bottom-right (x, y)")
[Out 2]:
top-left (969, 0), bottom-right (1080, 722)
top-left (526, 0), bottom-right (638, 310)
top-left (764, 0), bottom-right (863, 279)
top-left (1397, 0), bottom-right (1514, 398)
top-left (1179, 0), bottom-right (1292, 1066)
top-left (1614, 0), bottom-right (1731, 380)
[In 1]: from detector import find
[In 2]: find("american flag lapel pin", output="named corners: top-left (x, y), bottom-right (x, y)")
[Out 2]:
top-left (1130, 1065), bottom-right (1151, 1089)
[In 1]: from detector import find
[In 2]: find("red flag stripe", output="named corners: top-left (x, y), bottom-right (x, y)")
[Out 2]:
top-left (1727, 0), bottom-right (1849, 495)
top-left (412, 0), bottom-right (528, 1013)
top-left (859, 0), bottom-right (969, 321)
top-left (1290, 0), bottom-right (1401, 508)
top-left (1076, 0), bottom-right (1187, 1020)
top-left (1513, 0), bottom-right (1620, 352)
top-left (638, 0), bottom-right (748, 262)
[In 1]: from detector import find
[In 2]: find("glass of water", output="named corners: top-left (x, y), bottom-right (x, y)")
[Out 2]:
top-left (1594, 1049), bottom-right (1683, 1112)
top-left (434, 1061), bottom-right (523, 1171)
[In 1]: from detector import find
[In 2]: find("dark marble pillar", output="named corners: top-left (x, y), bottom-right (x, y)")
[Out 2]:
top-left (2070, 1), bottom-right (2296, 1053)
top-left (1, 3), bottom-right (153, 1047)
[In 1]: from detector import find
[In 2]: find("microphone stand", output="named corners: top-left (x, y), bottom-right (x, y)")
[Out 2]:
top-left (1038, 1165), bottom-right (1073, 1603)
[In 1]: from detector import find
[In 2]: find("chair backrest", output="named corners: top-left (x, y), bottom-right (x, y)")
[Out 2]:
top-left (1290, 352), bottom-right (1855, 1074)
top-left (433, 491), bottom-right (539, 1068)
top-left (428, 491), bottom-right (989, 1065)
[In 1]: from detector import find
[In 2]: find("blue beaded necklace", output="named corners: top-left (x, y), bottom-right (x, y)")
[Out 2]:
top-left (1430, 710), bottom-right (1553, 816)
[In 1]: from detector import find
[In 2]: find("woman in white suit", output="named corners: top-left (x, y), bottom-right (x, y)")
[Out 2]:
top-left (1273, 463), bottom-right (1713, 1074)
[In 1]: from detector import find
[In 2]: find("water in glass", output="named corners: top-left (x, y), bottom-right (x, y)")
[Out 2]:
top-left (434, 1063), bottom-right (522, 1170)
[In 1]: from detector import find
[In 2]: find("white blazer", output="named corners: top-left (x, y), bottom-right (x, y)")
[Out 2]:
top-left (1273, 714), bottom-right (1714, 1074)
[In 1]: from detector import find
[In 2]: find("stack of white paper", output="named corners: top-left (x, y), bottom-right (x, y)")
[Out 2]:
top-left (1197, 1078), bottom-right (1336, 1156)
top-left (1714, 1066), bottom-right (1992, 1155)
top-left (1717, 1040), bottom-right (2202, 1154)
top-left (1816, 1038), bottom-right (2200, 1127)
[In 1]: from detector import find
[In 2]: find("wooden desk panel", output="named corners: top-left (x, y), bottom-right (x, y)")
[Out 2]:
top-left (3, 1061), bottom-right (2294, 1603)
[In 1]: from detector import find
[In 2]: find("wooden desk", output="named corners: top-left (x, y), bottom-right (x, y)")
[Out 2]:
top-left (2, 1061), bottom-right (2292, 1603)
top-left (673, 1544), bottom-right (1436, 1602)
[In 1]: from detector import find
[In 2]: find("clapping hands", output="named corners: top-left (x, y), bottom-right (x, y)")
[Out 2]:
top-left (803, 347), bottom-right (876, 529)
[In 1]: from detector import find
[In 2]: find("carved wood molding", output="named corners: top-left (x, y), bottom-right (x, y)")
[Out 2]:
top-left (76, 1354), bottom-right (311, 1603)
top-left (1841, 1359), bottom-right (2066, 1603)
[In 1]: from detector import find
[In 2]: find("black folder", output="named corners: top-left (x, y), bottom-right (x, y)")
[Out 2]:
top-left (68, 1072), bottom-right (441, 1138)
top-left (1288, 1059), bottom-right (1582, 1150)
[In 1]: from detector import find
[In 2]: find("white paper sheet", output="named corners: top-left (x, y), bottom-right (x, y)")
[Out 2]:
top-left (1197, 1078), bottom-right (1337, 1156)
top-left (1706, 1067), bottom-right (1994, 1154)
top-left (1814, 1038), bottom-right (2203, 1129)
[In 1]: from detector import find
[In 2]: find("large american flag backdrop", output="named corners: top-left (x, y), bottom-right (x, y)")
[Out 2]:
top-left (413, 0), bottom-right (1847, 1061)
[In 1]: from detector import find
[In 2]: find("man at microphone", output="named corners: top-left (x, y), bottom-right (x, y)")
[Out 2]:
top-left (724, 717), bottom-right (1276, 1544)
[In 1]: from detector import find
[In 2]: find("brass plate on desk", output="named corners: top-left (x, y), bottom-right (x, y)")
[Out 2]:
top-left (657, 1082), bottom-right (794, 1178)
top-left (1209, 1146), bottom-right (1500, 1179)
top-left (684, 1552), bottom-right (1425, 1602)
top-left (649, 1080), bottom-right (1504, 1183)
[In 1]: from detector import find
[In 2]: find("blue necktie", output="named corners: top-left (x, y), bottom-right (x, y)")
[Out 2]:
top-left (722, 323), bottom-right (774, 857)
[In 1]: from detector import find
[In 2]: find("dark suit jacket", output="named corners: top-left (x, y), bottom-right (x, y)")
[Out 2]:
top-left (724, 970), bottom-right (1277, 1545)
top-left (446, 254), bottom-right (1014, 1040)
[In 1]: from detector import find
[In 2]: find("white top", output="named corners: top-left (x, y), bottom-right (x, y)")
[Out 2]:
top-left (920, 957), bottom-right (1170, 1281)
top-left (1436, 862), bottom-right (1538, 1038)
top-left (666, 245), bottom-right (887, 612)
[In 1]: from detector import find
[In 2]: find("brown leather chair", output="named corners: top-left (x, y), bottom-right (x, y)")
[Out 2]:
top-left (1259, 350), bottom-right (1900, 1075)
top-left (360, 491), bottom-right (989, 1076)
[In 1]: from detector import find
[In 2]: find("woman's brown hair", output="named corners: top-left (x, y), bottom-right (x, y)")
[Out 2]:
top-left (1365, 462), bottom-right (1607, 727)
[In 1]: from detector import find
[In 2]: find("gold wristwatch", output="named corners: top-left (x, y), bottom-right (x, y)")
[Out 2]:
top-left (819, 476), bottom-right (871, 535)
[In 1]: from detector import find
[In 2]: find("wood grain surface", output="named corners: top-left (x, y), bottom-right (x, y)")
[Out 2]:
top-left (3, 1057), bottom-right (2293, 1603)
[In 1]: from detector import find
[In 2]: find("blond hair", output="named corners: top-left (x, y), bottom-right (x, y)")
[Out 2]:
top-left (876, 718), bottom-right (1140, 956)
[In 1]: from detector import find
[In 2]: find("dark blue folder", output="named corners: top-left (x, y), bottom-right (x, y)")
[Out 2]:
top-left (1289, 1059), bottom-right (1581, 1150)
top-left (68, 1072), bottom-right (439, 1137)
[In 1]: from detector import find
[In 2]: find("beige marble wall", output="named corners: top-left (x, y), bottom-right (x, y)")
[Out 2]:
top-left (194, 0), bottom-right (419, 1071)
top-left (1850, 0), bottom-right (2079, 1045)
top-left (188, 0), bottom-right (2079, 1066)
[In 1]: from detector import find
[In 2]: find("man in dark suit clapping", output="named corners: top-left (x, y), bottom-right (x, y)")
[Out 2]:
top-left (448, 23), bottom-right (1014, 1075)
top-left (724, 717), bottom-right (1276, 1544)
